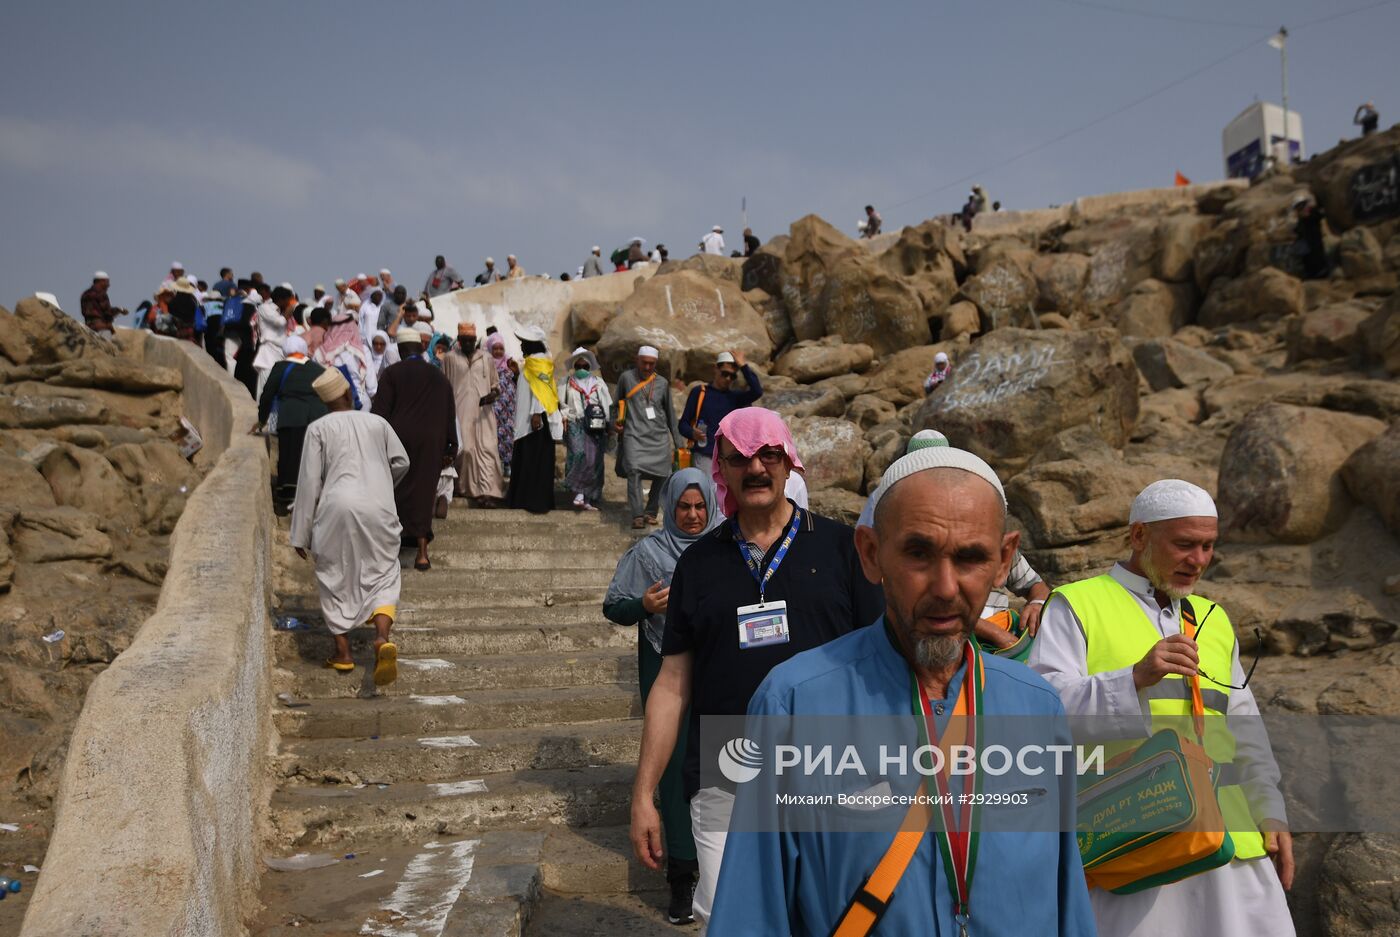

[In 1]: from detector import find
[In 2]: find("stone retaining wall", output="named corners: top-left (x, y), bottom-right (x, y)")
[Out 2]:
top-left (20, 333), bottom-right (273, 937)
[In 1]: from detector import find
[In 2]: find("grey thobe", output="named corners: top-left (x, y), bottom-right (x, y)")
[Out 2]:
top-left (614, 368), bottom-right (682, 518)
top-left (289, 411), bottom-right (410, 634)
top-left (441, 347), bottom-right (506, 499)
top-left (582, 255), bottom-right (605, 278)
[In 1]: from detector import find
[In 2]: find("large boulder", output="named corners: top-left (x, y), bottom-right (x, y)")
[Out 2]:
top-left (744, 288), bottom-right (794, 351)
top-left (596, 270), bottom-right (772, 382)
top-left (0, 394), bottom-right (108, 429)
top-left (1342, 421), bottom-right (1400, 536)
top-left (812, 250), bottom-right (933, 354)
top-left (780, 214), bottom-right (862, 342)
top-left (1155, 214), bottom-right (1211, 283)
top-left (914, 328), bottom-right (1140, 473)
top-left (1217, 403), bottom-right (1386, 543)
top-left (658, 253), bottom-right (743, 283)
top-left (1198, 266), bottom-right (1304, 328)
top-left (1319, 834), bottom-right (1400, 937)
top-left (788, 416), bottom-right (869, 493)
top-left (38, 443), bottom-right (141, 529)
top-left (864, 344), bottom-right (950, 407)
top-left (1338, 226), bottom-right (1386, 279)
top-left (939, 301), bottom-right (981, 341)
top-left (569, 301), bottom-right (616, 345)
top-left (1030, 253), bottom-right (1090, 315)
top-left (1286, 300), bottom-right (1375, 362)
top-left (1059, 217), bottom-right (1159, 306)
top-left (772, 338), bottom-right (874, 383)
top-left (1360, 292), bottom-right (1400, 375)
top-left (1131, 338), bottom-right (1234, 392)
top-left (10, 295), bottom-right (117, 365)
top-left (740, 243), bottom-right (785, 296)
top-left (846, 394), bottom-right (896, 430)
top-left (763, 385), bottom-right (846, 419)
top-left (959, 246), bottom-right (1038, 322)
top-left (874, 219), bottom-right (962, 317)
top-left (0, 451), bottom-right (56, 508)
top-left (1293, 123), bottom-right (1400, 229)
top-left (1114, 279), bottom-right (1197, 338)
top-left (46, 357), bottom-right (183, 393)
top-left (12, 506), bottom-right (113, 563)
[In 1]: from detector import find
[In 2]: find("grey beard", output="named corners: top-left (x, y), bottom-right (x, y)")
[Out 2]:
top-left (913, 633), bottom-right (966, 670)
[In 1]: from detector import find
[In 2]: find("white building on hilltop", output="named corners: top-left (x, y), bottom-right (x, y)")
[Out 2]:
top-left (1223, 101), bottom-right (1304, 180)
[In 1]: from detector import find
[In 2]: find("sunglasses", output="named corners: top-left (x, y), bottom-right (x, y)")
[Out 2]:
top-left (720, 446), bottom-right (787, 469)
top-left (1192, 604), bottom-right (1262, 690)
top-left (716, 368), bottom-right (738, 378)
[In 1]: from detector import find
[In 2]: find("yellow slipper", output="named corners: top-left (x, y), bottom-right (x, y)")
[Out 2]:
top-left (324, 659), bottom-right (355, 673)
top-left (373, 642), bottom-right (398, 687)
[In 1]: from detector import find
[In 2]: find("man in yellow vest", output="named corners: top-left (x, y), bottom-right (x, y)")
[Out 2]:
top-left (1030, 478), bottom-right (1294, 936)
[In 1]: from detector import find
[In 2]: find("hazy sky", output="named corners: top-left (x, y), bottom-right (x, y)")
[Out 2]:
top-left (3, 0), bottom-right (1397, 317)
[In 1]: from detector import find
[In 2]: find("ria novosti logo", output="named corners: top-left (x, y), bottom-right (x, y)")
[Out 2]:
top-left (718, 737), bottom-right (764, 784)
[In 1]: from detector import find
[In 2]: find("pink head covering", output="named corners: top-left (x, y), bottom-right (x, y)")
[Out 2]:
top-left (711, 407), bottom-right (805, 515)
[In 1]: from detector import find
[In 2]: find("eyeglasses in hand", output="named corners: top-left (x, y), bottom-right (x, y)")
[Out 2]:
top-left (1191, 603), bottom-right (1262, 690)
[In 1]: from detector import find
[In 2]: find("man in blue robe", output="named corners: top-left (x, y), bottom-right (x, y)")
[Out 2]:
top-left (709, 446), bottom-right (1096, 936)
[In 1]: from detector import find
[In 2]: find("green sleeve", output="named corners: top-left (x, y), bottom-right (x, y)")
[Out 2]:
top-left (603, 596), bottom-right (647, 627)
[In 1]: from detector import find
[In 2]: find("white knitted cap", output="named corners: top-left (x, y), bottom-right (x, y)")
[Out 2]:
top-left (1129, 479), bottom-right (1217, 525)
top-left (873, 446), bottom-right (1005, 513)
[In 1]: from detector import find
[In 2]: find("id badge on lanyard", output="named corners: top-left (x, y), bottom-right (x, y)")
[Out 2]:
top-left (734, 508), bottom-right (801, 650)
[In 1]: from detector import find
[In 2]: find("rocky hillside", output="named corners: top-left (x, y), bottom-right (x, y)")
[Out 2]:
top-left (0, 297), bottom-right (203, 929)
top-left (584, 126), bottom-right (1400, 935)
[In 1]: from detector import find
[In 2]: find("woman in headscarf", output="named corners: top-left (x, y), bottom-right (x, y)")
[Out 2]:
top-left (314, 311), bottom-right (376, 409)
top-left (254, 334), bottom-right (328, 506)
top-left (603, 468), bottom-right (718, 922)
top-left (426, 331), bottom-right (452, 368)
top-left (505, 326), bottom-right (561, 513)
top-left (561, 346), bottom-right (613, 511)
top-left (486, 332), bottom-right (518, 479)
top-left (369, 329), bottom-right (396, 390)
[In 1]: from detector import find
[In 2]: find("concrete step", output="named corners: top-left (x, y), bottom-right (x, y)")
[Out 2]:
top-left (274, 618), bottom-right (634, 661)
top-left (277, 720), bottom-right (641, 784)
top-left (275, 684), bottom-right (641, 739)
top-left (277, 584), bottom-right (610, 615)
top-left (427, 531), bottom-right (637, 553)
top-left (432, 507), bottom-right (630, 528)
top-left (399, 568), bottom-right (616, 591)
top-left (540, 825), bottom-right (662, 896)
top-left (272, 764), bottom-right (635, 846)
top-left (523, 889), bottom-right (672, 937)
top-left (427, 549), bottom-right (623, 572)
top-left (251, 831), bottom-right (545, 937)
top-left (290, 647), bottom-right (637, 698)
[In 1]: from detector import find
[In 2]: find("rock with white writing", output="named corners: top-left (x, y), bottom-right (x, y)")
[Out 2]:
top-left (596, 270), bottom-right (772, 383)
top-left (960, 244), bottom-right (1038, 320)
top-left (1293, 123), bottom-right (1400, 229)
top-left (914, 328), bottom-right (1140, 473)
top-left (1217, 403), bottom-right (1386, 543)
top-left (787, 416), bottom-right (870, 493)
top-left (1059, 216), bottom-right (1160, 307)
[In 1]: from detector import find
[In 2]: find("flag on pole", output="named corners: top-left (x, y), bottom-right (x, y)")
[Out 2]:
top-left (1267, 28), bottom-right (1286, 50)
top-left (1174, 171), bottom-right (1191, 187)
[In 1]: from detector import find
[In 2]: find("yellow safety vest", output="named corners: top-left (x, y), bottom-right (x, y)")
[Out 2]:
top-left (1053, 574), bottom-right (1266, 861)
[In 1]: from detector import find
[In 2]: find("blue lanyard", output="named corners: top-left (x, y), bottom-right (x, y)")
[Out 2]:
top-left (733, 506), bottom-right (801, 602)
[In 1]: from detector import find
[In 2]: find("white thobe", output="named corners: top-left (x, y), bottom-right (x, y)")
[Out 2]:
top-left (701, 232), bottom-right (725, 255)
top-left (331, 290), bottom-right (361, 320)
top-left (359, 301), bottom-right (380, 347)
top-left (289, 411), bottom-right (410, 634)
top-left (253, 301), bottom-right (288, 397)
top-left (1030, 562), bottom-right (1294, 937)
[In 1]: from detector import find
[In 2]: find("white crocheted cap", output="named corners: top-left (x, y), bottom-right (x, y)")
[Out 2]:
top-left (873, 446), bottom-right (1005, 514)
top-left (1129, 479), bottom-right (1217, 525)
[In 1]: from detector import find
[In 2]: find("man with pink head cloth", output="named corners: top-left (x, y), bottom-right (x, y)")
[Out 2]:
top-left (629, 407), bottom-right (885, 932)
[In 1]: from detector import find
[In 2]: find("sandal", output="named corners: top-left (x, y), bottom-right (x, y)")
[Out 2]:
top-left (324, 659), bottom-right (355, 673)
top-left (373, 642), bottom-right (398, 687)
top-left (631, 517), bottom-right (645, 530)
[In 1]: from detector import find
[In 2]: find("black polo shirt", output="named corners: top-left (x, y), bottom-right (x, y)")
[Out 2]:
top-left (662, 503), bottom-right (886, 798)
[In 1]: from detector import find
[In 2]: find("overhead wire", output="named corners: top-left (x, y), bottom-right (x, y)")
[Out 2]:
top-left (885, 0), bottom-right (1400, 211)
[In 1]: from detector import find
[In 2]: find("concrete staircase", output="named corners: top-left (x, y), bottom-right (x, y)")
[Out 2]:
top-left (251, 504), bottom-right (681, 936)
